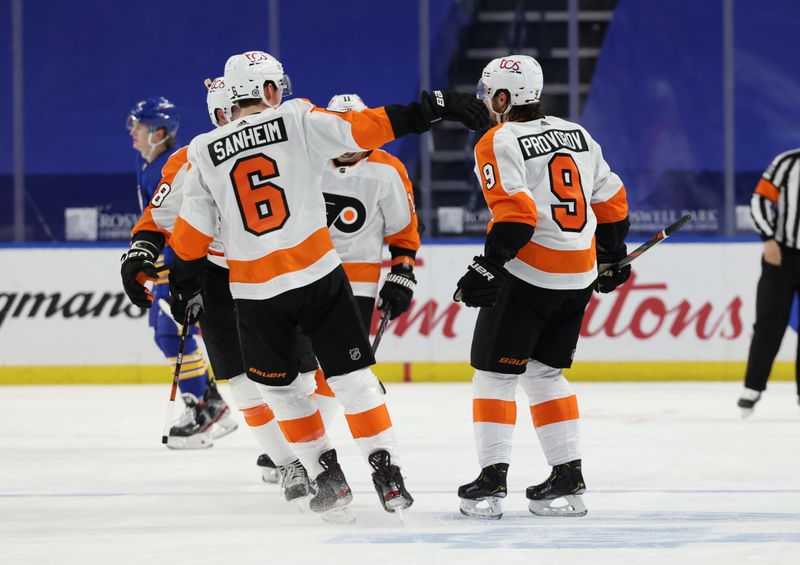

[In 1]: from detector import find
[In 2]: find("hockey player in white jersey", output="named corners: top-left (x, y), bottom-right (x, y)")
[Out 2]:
top-left (310, 93), bottom-right (421, 416)
top-left (168, 51), bottom-right (489, 519)
top-left (121, 78), bottom-right (316, 502)
top-left (454, 55), bottom-right (630, 519)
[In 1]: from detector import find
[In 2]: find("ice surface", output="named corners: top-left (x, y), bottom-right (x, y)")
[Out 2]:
top-left (1, 382), bottom-right (799, 565)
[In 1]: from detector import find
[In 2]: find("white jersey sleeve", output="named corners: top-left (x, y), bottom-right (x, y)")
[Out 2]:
top-left (587, 134), bottom-right (628, 224)
top-left (301, 100), bottom-right (397, 159)
top-left (474, 125), bottom-right (538, 228)
top-left (170, 140), bottom-right (219, 260)
top-left (373, 151), bottom-right (420, 250)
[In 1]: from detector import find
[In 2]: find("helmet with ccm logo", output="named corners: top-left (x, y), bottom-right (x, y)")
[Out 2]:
top-left (477, 55), bottom-right (543, 109)
top-left (206, 77), bottom-right (233, 126)
top-left (326, 93), bottom-right (368, 112)
top-left (224, 51), bottom-right (292, 104)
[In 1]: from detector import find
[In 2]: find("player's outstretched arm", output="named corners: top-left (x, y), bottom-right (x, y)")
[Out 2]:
top-left (306, 91), bottom-right (490, 159)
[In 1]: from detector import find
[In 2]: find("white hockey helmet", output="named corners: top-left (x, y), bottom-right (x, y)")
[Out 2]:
top-left (477, 55), bottom-right (543, 111)
top-left (326, 93), bottom-right (368, 112)
top-left (223, 51), bottom-right (292, 105)
top-left (206, 77), bottom-right (233, 127)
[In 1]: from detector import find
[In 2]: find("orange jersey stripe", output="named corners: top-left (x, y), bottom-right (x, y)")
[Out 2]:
top-left (171, 217), bottom-right (214, 261)
top-left (314, 369), bottom-right (335, 398)
top-left (241, 404), bottom-right (275, 427)
top-left (312, 107), bottom-right (396, 150)
top-left (278, 410), bottom-right (325, 443)
top-left (530, 395), bottom-right (579, 428)
top-left (344, 404), bottom-right (392, 439)
top-left (755, 178), bottom-right (780, 203)
top-left (226, 227), bottom-right (335, 284)
top-left (517, 239), bottom-right (596, 274)
top-left (473, 398), bottom-right (517, 425)
top-left (476, 125), bottom-right (538, 226)
top-left (342, 262), bottom-right (382, 283)
top-left (592, 185), bottom-right (629, 224)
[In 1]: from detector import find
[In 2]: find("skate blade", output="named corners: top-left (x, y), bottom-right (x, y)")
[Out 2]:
top-left (210, 418), bottom-right (238, 440)
top-left (291, 494), bottom-right (312, 514)
top-left (260, 468), bottom-right (280, 484)
top-left (321, 505), bottom-right (356, 524)
top-left (384, 494), bottom-right (413, 513)
top-left (740, 407), bottom-right (754, 419)
top-left (459, 496), bottom-right (504, 520)
top-left (528, 494), bottom-right (587, 517)
top-left (165, 434), bottom-right (214, 450)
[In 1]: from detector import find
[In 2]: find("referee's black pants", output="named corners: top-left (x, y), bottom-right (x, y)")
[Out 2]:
top-left (744, 246), bottom-right (800, 395)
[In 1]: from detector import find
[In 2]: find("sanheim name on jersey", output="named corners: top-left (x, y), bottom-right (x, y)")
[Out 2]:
top-left (517, 128), bottom-right (588, 160)
top-left (208, 117), bottom-right (288, 165)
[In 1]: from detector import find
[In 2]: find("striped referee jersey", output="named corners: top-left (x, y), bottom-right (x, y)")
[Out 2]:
top-left (751, 148), bottom-right (800, 245)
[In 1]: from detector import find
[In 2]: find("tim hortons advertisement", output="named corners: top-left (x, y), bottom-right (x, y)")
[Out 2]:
top-left (0, 244), bottom-right (793, 369)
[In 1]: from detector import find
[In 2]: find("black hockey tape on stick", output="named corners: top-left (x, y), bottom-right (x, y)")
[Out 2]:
top-left (602, 214), bottom-right (692, 274)
top-left (371, 308), bottom-right (391, 354)
top-left (161, 309), bottom-right (192, 445)
top-left (371, 308), bottom-right (391, 394)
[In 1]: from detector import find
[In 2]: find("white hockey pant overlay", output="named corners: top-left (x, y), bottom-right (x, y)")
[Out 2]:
top-left (327, 367), bottom-right (398, 465)
top-left (472, 370), bottom-right (518, 468)
top-left (228, 374), bottom-right (298, 467)
top-left (519, 360), bottom-right (580, 466)
top-left (255, 371), bottom-right (330, 477)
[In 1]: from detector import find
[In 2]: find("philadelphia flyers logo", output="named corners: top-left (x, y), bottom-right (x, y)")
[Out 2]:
top-left (323, 193), bottom-right (367, 233)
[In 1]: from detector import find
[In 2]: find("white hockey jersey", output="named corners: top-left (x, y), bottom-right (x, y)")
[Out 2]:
top-left (474, 116), bottom-right (628, 290)
top-left (321, 149), bottom-right (420, 298)
top-left (132, 146), bottom-right (227, 268)
top-left (171, 98), bottom-right (398, 300)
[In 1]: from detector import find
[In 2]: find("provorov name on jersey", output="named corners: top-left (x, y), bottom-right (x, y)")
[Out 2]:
top-left (517, 128), bottom-right (588, 159)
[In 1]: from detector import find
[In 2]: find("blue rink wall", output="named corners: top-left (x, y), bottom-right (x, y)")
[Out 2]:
top-left (0, 240), bottom-right (796, 385)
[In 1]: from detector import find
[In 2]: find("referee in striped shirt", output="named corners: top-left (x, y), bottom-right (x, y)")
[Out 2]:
top-left (740, 148), bottom-right (800, 416)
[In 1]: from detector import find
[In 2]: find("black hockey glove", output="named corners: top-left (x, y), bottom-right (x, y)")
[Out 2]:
top-left (420, 90), bottom-right (491, 131)
top-left (168, 279), bottom-right (204, 326)
top-left (454, 255), bottom-right (507, 308)
top-left (168, 257), bottom-right (205, 325)
top-left (377, 265), bottom-right (416, 320)
top-left (595, 250), bottom-right (631, 294)
top-left (120, 237), bottom-right (162, 308)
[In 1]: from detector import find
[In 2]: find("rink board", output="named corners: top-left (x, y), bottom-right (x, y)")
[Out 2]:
top-left (0, 243), bottom-right (794, 384)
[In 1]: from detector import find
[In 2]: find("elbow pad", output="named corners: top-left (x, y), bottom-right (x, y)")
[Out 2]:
top-left (595, 216), bottom-right (630, 256)
top-left (485, 222), bottom-right (535, 264)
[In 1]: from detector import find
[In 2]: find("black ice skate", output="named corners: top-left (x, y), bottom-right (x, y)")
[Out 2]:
top-left (368, 450), bottom-right (413, 514)
top-left (166, 393), bottom-right (213, 450)
top-left (526, 459), bottom-right (587, 517)
top-left (737, 388), bottom-right (761, 419)
top-left (309, 449), bottom-right (354, 524)
top-left (257, 453), bottom-right (280, 484)
top-left (279, 459), bottom-right (314, 509)
top-left (457, 463), bottom-right (508, 520)
top-left (205, 394), bottom-right (238, 440)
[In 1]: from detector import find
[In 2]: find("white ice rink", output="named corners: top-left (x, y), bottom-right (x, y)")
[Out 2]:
top-left (1, 381), bottom-right (799, 565)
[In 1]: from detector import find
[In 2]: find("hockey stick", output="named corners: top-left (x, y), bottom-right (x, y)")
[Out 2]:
top-left (371, 308), bottom-right (390, 354)
top-left (161, 309), bottom-right (193, 445)
top-left (601, 214), bottom-right (692, 274)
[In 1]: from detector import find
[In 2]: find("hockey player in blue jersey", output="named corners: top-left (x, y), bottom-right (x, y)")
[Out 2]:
top-left (126, 97), bottom-right (236, 448)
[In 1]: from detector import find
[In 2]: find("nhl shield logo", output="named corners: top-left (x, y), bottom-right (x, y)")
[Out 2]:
top-left (349, 347), bottom-right (361, 361)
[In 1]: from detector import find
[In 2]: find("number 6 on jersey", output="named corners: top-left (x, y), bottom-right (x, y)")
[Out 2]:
top-left (230, 154), bottom-right (290, 236)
